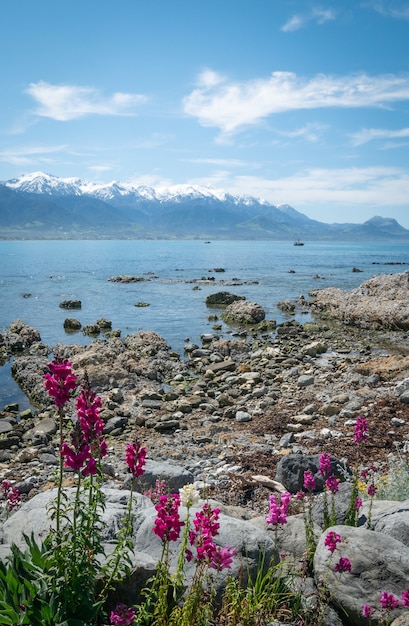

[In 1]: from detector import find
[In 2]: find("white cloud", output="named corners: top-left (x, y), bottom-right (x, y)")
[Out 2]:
top-left (25, 81), bottom-right (147, 121)
top-left (351, 126), bottom-right (409, 145)
top-left (281, 7), bottom-right (336, 31)
top-left (367, 1), bottom-right (409, 19)
top-left (0, 144), bottom-right (67, 165)
top-left (183, 70), bottom-right (409, 134)
top-left (188, 166), bottom-right (409, 210)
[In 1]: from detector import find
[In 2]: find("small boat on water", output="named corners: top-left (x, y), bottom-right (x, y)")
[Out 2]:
top-left (293, 239), bottom-right (304, 246)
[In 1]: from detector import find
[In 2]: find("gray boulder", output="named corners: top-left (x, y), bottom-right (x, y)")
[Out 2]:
top-left (314, 524), bottom-right (409, 626)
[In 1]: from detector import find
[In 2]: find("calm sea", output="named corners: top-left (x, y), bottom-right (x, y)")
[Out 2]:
top-left (1, 239), bottom-right (408, 408)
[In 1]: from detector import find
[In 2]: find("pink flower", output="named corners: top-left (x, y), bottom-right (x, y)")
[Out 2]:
top-left (44, 358), bottom-right (77, 408)
top-left (303, 470), bottom-right (316, 492)
top-left (110, 603), bottom-right (136, 625)
top-left (324, 531), bottom-right (342, 553)
top-left (188, 502), bottom-right (223, 565)
top-left (266, 492), bottom-right (291, 526)
top-left (334, 557), bottom-right (351, 573)
top-left (354, 416), bottom-right (368, 444)
top-left (355, 496), bottom-right (363, 511)
top-left (362, 604), bottom-right (375, 618)
top-left (125, 440), bottom-right (147, 477)
top-left (401, 589), bottom-right (409, 607)
top-left (367, 484), bottom-right (377, 497)
top-left (325, 475), bottom-right (339, 494)
top-left (209, 545), bottom-right (237, 571)
top-left (153, 493), bottom-right (184, 542)
top-left (1, 480), bottom-right (21, 511)
top-left (75, 377), bottom-right (107, 461)
top-left (319, 453), bottom-right (332, 478)
top-left (380, 591), bottom-right (400, 610)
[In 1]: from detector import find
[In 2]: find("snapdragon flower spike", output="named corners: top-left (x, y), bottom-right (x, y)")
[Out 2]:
top-left (44, 357), bottom-right (77, 408)
top-left (153, 493), bottom-right (184, 542)
top-left (325, 475), bottom-right (339, 494)
top-left (362, 604), bottom-right (375, 618)
top-left (187, 502), bottom-right (222, 564)
top-left (61, 423), bottom-right (97, 477)
top-left (1, 480), bottom-right (21, 511)
top-left (209, 545), bottom-right (237, 571)
top-left (266, 492), bottom-right (291, 526)
top-left (354, 416), bottom-right (368, 444)
top-left (303, 470), bottom-right (316, 492)
top-left (324, 530), bottom-right (342, 553)
top-left (74, 375), bottom-right (108, 464)
top-left (125, 439), bottom-right (147, 477)
top-left (319, 453), bottom-right (332, 478)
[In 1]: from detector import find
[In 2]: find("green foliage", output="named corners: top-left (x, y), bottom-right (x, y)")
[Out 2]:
top-left (375, 451), bottom-right (409, 501)
top-left (217, 553), bottom-right (302, 626)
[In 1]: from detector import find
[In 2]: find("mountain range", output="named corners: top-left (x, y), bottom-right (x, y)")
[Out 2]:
top-left (0, 171), bottom-right (408, 241)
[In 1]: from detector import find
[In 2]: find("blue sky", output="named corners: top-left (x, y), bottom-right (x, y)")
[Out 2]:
top-left (1, 0), bottom-right (409, 227)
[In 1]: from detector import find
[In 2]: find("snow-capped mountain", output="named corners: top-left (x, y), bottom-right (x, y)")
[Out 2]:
top-left (1, 171), bottom-right (408, 241)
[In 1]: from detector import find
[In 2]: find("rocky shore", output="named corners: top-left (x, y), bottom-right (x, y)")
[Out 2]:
top-left (0, 271), bottom-right (408, 512)
top-left (1, 271), bottom-right (409, 624)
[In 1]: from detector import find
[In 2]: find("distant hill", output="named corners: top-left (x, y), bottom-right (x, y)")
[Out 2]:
top-left (1, 171), bottom-right (408, 241)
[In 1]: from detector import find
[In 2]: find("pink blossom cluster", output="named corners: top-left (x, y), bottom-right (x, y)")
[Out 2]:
top-left (303, 470), bottom-right (316, 492)
top-left (318, 453), bottom-right (339, 494)
top-left (186, 502), bottom-right (236, 571)
top-left (61, 381), bottom-right (107, 476)
top-left (1, 479), bottom-right (21, 511)
top-left (362, 588), bottom-right (409, 617)
top-left (324, 531), bottom-right (352, 574)
top-left (109, 603), bottom-right (136, 625)
top-left (44, 358), bottom-right (77, 408)
top-left (44, 360), bottom-right (108, 476)
top-left (354, 416), bottom-right (368, 444)
top-left (266, 492), bottom-right (291, 526)
top-left (324, 530), bottom-right (342, 553)
top-left (144, 479), bottom-right (166, 504)
top-left (125, 439), bottom-right (147, 478)
top-left (153, 493), bottom-right (184, 542)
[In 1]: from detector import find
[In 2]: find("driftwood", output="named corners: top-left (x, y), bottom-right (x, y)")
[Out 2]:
top-left (230, 473), bottom-right (287, 493)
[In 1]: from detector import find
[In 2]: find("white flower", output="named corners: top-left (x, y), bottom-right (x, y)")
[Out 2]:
top-left (179, 484), bottom-right (200, 507)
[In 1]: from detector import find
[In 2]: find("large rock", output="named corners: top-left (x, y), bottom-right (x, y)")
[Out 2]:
top-left (307, 271), bottom-right (409, 330)
top-left (314, 524), bottom-right (409, 626)
top-left (275, 453), bottom-right (351, 494)
top-left (222, 300), bottom-right (265, 325)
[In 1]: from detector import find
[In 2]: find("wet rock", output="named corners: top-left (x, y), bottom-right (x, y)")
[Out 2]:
top-left (59, 299), bottom-right (81, 309)
top-left (205, 291), bottom-right (245, 307)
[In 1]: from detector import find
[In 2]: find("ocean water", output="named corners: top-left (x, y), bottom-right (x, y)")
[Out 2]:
top-left (1, 239), bottom-right (409, 408)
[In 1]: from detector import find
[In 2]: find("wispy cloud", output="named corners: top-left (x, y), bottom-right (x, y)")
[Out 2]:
top-left (25, 81), bottom-right (147, 121)
top-left (279, 123), bottom-right (328, 142)
top-left (281, 7), bottom-right (336, 32)
top-left (351, 126), bottom-right (409, 145)
top-left (0, 144), bottom-right (68, 165)
top-left (198, 166), bottom-right (409, 209)
top-left (183, 69), bottom-right (409, 134)
top-left (367, 1), bottom-right (409, 20)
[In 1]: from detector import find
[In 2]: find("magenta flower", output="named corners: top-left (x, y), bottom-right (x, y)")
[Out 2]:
top-left (380, 591), bottom-right (400, 610)
top-left (266, 492), bottom-right (291, 526)
top-left (319, 453), bottom-right (332, 478)
top-left (144, 479), bottom-right (166, 504)
top-left (367, 484), bottom-right (377, 497)
top-left (303, 470), bottom-right (316, 492)
top-left (354, 416), bottom-right (368, 444)
top-left (109, 603), bottom-right (136, 625)
top-left (153, 493), bottom-right (184, 542)
top-left (362, 604), bottom-right (375, 618)
top-left (75, 378), bottom-right (107, 461)
top-left (355, 496), bottom-right (363, 511)
top-left (187, 502), bottom-right (224, 565)
top-left (325, 475), bottom-right (339, 494)
top-left (334, 557), bottom-right (351, 573)
top-left (209, 545), bottom-right (237, 571)
top-left (44, 358), bottom-right (77, 408)
top-left (324, 531), bottom-right (342, 553)
top-left (1, 480), bottom-right (21, 511)
top-left (401, 589), bottom-right (409, 607)
top-left (125, 440), bottom-right (147, 477)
